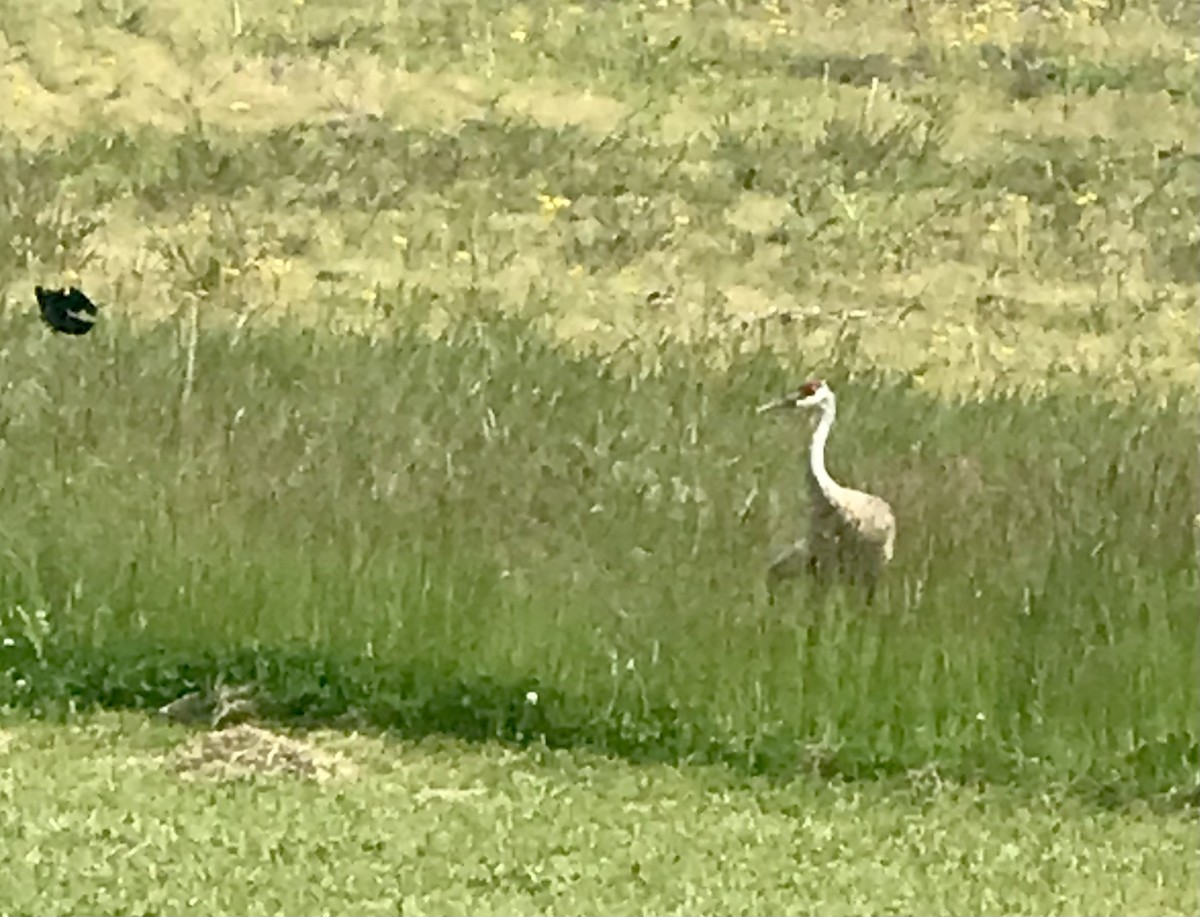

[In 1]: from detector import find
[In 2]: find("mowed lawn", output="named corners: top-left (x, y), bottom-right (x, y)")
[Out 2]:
top-left (0, 712), bottom-right (1194, 916)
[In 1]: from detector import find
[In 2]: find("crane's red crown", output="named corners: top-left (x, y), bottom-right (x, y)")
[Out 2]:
top-left (798, 379), bottom-right (825, 398)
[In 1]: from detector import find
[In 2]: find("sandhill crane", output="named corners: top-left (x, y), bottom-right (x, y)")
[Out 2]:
top-left (757, 379), bottom-right (896, 593)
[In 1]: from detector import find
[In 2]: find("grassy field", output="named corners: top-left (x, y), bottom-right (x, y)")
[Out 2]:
top-left (0, 0), bottom-right (1198, 912)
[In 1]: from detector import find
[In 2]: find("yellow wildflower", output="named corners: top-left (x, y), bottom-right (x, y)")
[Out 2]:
top-left (537, 193), bottom-right (572, 218)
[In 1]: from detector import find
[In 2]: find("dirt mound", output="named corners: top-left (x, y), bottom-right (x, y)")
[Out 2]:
top-left (168, 724), bottom-right (357, 783)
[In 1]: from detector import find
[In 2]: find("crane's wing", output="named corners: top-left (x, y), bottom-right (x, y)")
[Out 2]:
top-left (835, 488), bottom-right (896, 560)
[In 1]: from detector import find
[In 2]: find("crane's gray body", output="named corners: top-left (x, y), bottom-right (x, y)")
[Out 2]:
top-left (791, 464), bottom-right (895, 587)
top-left (760, 381), bottom-right (896, 591)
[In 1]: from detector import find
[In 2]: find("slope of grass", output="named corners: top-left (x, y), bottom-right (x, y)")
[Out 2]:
top-left (0, 0), bottom-right (1196, 395)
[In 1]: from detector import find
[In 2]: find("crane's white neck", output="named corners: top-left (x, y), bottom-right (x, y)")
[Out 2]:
top-left (807, 395), bottom-right (841, 498)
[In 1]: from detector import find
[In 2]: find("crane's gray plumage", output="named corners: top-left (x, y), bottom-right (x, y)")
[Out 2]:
top-left (758, 379), bottom-right (895, 592)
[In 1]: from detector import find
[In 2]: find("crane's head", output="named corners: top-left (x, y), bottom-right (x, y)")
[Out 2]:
top-left (756, 378), bottom-right (833, 414)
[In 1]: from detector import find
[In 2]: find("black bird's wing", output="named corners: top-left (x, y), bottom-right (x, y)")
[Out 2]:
top-left (35, 285), bottom-right (99, 335)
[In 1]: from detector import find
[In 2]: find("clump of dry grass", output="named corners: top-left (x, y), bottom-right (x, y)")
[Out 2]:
top-left (168, 724), bottom-right (358, 783)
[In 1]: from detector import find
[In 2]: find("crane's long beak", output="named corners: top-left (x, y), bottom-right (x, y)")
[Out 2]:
top-left (756, 395), bottom-right (791, 414)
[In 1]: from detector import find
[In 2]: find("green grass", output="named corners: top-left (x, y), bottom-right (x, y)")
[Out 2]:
top-left (0, 712), bottom-right (1194, 916)
top-left (0, 309), bottom-right (1193, 802)
top-left (0, 0), bottom-right (1197, 911)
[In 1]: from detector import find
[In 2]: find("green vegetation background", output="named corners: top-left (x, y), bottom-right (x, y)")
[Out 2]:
top-left (0, 0), bottom-right (1196, 807)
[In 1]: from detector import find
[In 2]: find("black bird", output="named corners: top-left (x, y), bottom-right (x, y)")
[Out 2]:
top-left (35, 285), bottom-right (99, 335)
